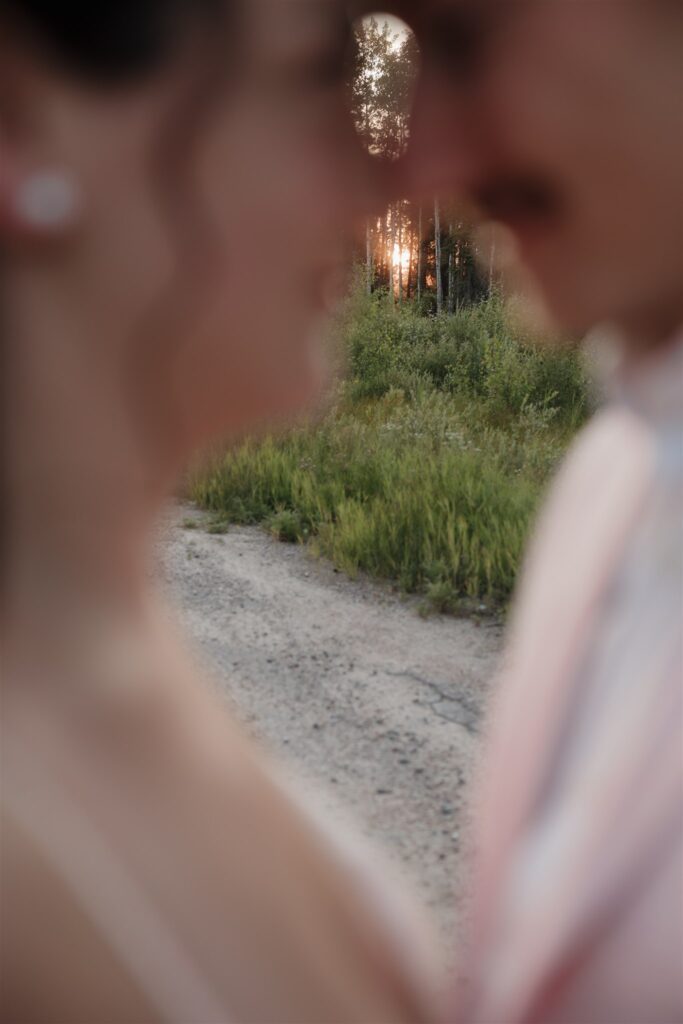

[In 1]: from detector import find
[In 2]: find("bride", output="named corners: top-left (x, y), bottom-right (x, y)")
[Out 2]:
top-left (0, 1), bottom-right (438, 1020)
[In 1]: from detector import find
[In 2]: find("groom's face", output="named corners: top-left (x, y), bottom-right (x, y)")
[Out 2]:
top-left (386, 0), bottom-right (683, 337)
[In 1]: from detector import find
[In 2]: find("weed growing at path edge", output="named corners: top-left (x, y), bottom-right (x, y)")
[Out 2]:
top-left (191, 292), bottom-right (592, 611)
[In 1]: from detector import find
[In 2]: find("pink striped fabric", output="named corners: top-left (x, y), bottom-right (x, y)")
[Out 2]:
top-left (459, 335), bottom-right (683, 1024)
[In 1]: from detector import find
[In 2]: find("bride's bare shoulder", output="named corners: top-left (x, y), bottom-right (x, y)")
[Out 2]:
top-left (1, 656), bottom-right (438, 1023)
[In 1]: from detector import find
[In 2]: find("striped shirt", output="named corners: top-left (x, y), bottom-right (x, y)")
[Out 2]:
top-left (463, 333), bottom-right (683, 1024)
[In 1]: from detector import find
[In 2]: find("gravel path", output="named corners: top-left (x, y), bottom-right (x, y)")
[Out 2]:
top-left (158, 503), bottom-right (503, 952)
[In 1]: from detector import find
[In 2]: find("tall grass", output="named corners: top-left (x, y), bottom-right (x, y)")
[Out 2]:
top-left (192, 291), bottom-right (591, 610)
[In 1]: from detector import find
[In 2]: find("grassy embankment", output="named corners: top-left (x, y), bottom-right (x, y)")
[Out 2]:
top-left (191, 289), bottom-right (591, 613)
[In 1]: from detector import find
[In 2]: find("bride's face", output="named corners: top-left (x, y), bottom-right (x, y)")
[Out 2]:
top-left (165, 1), bottom-right (376, 444)
top-left (2, 1), bottom-right (376, 451)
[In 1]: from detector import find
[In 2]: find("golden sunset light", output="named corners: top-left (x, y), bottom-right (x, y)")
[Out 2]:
top-left (392, 243), bottom-right (412, 272)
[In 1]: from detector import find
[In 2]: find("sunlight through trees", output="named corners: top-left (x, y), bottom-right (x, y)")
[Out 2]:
top-left (351, 15), bottom-right (491, 310)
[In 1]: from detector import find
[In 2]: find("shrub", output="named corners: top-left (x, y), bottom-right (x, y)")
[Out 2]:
top-left (339, 290), bottom-right (590, 424)
top-left (190, 287), bottom-right (590, 610)
top-left (267, 508), bottom-right (307, 543)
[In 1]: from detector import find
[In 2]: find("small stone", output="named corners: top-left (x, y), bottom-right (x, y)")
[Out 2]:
top-left (441, 805), bottom-right (454, 816)
top-left (376, 788), bottom-right (393, 796)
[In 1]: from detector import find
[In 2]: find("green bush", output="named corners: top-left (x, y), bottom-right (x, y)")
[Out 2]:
top-left (191, 288), bottom-right (591, 610)
top-left (343, 291), bottom-right (590, 422)
top-left (192, 395), bottom-right (567, 606)
top-left (267, 508), bottom-right (307, 543)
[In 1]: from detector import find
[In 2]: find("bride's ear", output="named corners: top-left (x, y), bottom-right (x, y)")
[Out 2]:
top-left (0, 42), bottom-right (82, 242)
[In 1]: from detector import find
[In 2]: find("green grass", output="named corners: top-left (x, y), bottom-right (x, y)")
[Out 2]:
top-left (191, 290), bottom-right (591, 611)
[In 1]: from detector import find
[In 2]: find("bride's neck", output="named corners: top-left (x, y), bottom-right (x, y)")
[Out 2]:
top-left (2, 273), bottom-right (179, 679)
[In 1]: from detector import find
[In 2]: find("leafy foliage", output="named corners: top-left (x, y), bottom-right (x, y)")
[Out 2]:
top-left (346, 290), bottom-right (590, 425)
top-left (192, 291), bottom-right (592, 612)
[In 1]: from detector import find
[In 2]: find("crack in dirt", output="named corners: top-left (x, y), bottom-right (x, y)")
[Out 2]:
top-left (386, 669), bottom-right (482, 733)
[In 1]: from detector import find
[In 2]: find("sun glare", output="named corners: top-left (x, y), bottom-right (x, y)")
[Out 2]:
top-left (392, 243), bottom-right (412, 271)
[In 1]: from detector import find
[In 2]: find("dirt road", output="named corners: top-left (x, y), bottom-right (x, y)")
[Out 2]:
top-left (159, 504), bottom-right (503, 951)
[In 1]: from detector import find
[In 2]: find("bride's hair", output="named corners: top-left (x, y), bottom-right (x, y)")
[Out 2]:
top-left (0, 0), bottom-right (229, 81)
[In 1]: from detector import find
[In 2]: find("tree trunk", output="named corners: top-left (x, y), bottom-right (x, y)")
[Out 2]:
top-left (366, 217), bottom-right (373, 296)
top-left (398, 204), bottom-right (404, 306)
top-left (379, 211), bottom-right (387, 290)
top-left (488, 225), bottom-right (496, 295)
top-left (406, 221), bottom-right (415, 300)
top-left (417, 205), bottom-right (423, 303)
top-left (390, 204), bottom-right (396, 304)
top-left (455, 239), bottom-right (462, 312)
top-left (434, 197), bottom-right (443, 314)
top-left (447, 220), bottom-right (455, 314)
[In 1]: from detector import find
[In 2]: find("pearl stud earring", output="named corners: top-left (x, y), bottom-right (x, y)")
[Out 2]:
top-left (14, 171), bottom-right (81, 231)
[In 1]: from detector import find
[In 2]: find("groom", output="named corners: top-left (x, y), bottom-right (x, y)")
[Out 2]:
top-left (374, 1), bottom-right (683, 1021)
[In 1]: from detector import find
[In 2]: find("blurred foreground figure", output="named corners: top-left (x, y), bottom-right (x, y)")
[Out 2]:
top-left (0, 2), bottom-right (438, 1021)
top-left (391, 0), bottom-right (683, 1020)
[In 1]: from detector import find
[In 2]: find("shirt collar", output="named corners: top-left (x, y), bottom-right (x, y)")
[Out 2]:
top-left (594, 327), bottom-right (683, 432)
